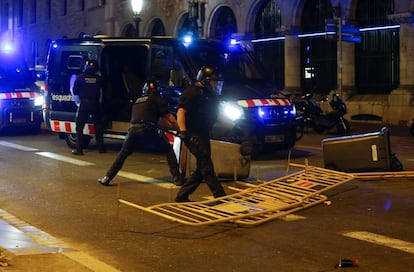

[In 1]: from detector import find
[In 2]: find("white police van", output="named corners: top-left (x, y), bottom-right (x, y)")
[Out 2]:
top-left (0, 45), bottom-right (43, 133)
top-left (43, 36), bottom-right (298, 153)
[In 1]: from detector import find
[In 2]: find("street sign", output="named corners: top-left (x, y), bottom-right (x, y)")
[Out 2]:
top-left (341, 35), bottom-right (362, 43)
top-left (341, 24), bottom-right (361, 43)
top-left (324, 20), bottom-right (361, 43)
top-left (342, 24), bottom-right (360, 35)
top-left (325, 19), bottom-right (337, 33)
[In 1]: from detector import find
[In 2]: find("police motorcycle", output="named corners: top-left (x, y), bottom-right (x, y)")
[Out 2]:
top-left (294, 92), bottom-right (351, 135)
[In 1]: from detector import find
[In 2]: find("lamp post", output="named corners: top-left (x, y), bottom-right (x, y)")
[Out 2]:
top-left (131, 0), bottom-right (143, 37)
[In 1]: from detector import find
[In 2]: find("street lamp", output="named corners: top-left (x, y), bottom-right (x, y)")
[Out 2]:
top-left (131, 0), bottom-right (143, 37)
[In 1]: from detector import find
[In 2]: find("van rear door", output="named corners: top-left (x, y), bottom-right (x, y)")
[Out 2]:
top-left (46, 43), bottom-right (100, 124)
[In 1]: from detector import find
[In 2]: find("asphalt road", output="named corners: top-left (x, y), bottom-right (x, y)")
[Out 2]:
top-left (0, 123), bottom-right (413, 272)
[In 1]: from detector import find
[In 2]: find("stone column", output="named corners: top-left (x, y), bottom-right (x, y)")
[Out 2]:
top-left (341, 42), bottom-right (355, 98)
top-left (387, 21), bottom-right (414, 125)
top-left (284, 34), bottom-right (301, 96)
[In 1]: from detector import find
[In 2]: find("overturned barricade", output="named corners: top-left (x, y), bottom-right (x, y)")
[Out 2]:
top-left (117, 163), bottom-right (355, 227)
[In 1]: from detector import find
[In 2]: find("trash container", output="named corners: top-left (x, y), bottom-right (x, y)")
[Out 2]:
top-left (173, 137), bottom-right (251, 180)
top-left (322, 127), bottom-right (403, 172)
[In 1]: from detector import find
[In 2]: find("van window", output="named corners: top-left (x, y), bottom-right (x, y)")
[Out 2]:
top-left (60, 51), bottom-right (90, 75)
top-left (48, 45), bottom-right (99, 80)
top-left (67, 55), bottom-right (84, 70)
top-left (100, 44), bottom-right (148, 121)
top-left (150, 45), bottom-right (174, 86)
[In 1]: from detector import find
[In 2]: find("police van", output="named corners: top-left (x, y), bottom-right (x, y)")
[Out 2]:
top-left (43, 36), bottom-right (298, 153)
top-left (0, 46), bottom-right (43, 133)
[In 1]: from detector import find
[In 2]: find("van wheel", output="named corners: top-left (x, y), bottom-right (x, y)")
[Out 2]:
top-left (64, 133), bottom-right (91, 149)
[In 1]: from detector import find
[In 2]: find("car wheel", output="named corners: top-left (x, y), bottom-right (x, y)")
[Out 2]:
top-left (64, 133), bottom-right (91, 149)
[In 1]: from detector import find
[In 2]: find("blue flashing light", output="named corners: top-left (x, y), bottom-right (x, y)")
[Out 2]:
top-left (230, 39), bottom-right (239, 45)
top-left (1, 42), bottom-right (14, 53)
top-left (52, 43), bottom-right (58, 49)
top-left (182, 35), bottom-right (192, 47)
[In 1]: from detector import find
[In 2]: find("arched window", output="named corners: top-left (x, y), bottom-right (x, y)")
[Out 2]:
top-left (301, 0), bottom-right (336, 94)
top-left (121, 24), bottom-right (135, 38)
top-left (211, 6), bottom-right (237, 42)
top-left (254, 0), bottom-right (284, 89)
top-left (177, 14), bottom-right (197, 38)
top-left (355, 0), bottom-right (398, 94)
top-left (150, 19), bottom-right (166, 36)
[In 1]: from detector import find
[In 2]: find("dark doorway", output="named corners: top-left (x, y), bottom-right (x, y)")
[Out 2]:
top-left (355, 0), bottom-right (399, 94)
top-left (254, 0), bottom-right (284, 90)
top-left (301, 0), bottom-right (336, 94)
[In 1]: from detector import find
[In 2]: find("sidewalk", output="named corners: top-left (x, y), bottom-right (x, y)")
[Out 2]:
top-left (0, 218), bottom-right (92, 271)
top-left (0, 210), bottom-right (119, 272)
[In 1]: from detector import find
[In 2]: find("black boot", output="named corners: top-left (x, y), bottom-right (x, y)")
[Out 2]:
top-left (97, 176), bottom-right (111, 186)
top-left (173, 176), bottom-right (186, 186)
top-left (72, 149), bottom-right (84, 155)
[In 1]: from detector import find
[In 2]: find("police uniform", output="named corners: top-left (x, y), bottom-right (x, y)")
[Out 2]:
top-left (72, 67), bottom-right (105, 155)
top-left (175, 81), bottom-right (226, 202)
top-left (97, 85), bottom-right (181, 186)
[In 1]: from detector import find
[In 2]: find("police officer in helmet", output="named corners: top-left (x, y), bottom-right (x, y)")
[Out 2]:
top-left (175, 66), bottom-right (227, 202)
top-left (72, 59), bottom-right (106, 155)
top-left (97, 80), bottom-right (184, 186)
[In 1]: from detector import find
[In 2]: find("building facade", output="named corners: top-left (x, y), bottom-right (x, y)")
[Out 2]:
top-left (1, 0), bottom-right (413, 126)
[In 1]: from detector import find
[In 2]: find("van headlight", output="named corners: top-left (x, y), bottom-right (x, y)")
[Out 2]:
top-left (34, 95), bottom-right (44, 106)
top-left (219, 101), bottom-right (244, 121)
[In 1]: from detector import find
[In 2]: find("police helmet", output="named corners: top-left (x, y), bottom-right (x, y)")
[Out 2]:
top-left (196, 66), bottom-right (223, 83)
top-left (83, 60), bottom-right (98, 74)
top-left (142, 80), bottom-right (161, 96)
top-left (196, 66), bottom-right (224, 95)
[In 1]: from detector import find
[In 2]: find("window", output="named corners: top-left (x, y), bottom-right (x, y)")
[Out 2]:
top-left (30, 0), bottom-right (37, 24)
top-left (61, 0), bottom-right (67, 16)
top-left (1, 3), bottom-right (9, 32)
top-left (90, 0), bottom-right (106, 8)
top-left (17, 0), bottom-right (23, 27)
top-left (78, 0), bottom-right (85, 11)
top-left (46, 0), bottom-right (51, 20)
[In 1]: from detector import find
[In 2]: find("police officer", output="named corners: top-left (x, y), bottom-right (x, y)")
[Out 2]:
top-left (97, 80), bottom-right (184, 186)
top-left (72, 60), bottom-right (106, 155)
top-left (175, 66), bottom-right (227, 202)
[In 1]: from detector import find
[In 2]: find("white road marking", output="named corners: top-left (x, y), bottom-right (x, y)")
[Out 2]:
top-left (33, 151), bottom-right (175, 188)
top-left (36, 152), bottom-right (95, 166)
top-left (118, 171), bottom-right (176, 189)
top-left (0, 140), bottom-right (38, 151)
top-left (342, 231), bottom-right (414, 254)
